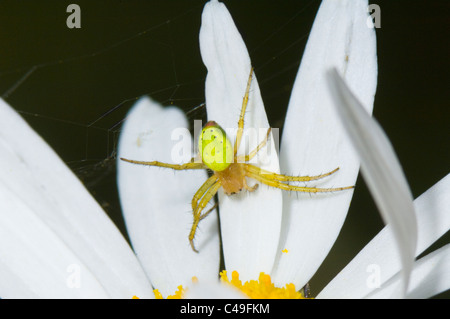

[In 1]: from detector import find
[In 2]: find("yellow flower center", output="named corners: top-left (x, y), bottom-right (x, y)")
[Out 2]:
top-left (150, 271), bottom-right (308, 299)
top-left (220, 270), bottom-right (306, 299)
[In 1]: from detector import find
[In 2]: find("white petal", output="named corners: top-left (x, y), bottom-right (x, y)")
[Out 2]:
top-left (117, 97), bottom-right (220, 298)
top-left (272, 0), bottom-right (377, 289)
top-left (199, 0), bottom-right (282, 282)
top-left (326, 69), bottom-right (417, 297)
top-left (319, 173), bottom-right (450, 298)
top-left (0, 98), bottom-right (152, 298)
top-left (0, 184), bottom-right (108, 298)
top-left (366, 244), bottom-right (450, 299)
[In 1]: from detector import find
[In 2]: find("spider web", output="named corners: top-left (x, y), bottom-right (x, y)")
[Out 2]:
top-left (1, 0), bottom-right (448, 297)
top-left (0, 0), bottom-right (318, 177)
top-left (0, 0), bottom-right (319, 216)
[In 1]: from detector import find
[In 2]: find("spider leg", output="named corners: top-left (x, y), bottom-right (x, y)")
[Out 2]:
top-left (234, 67), bottom-right (254, 157)
top-left (245, 164), bottom-right (341, 182)
top-left (243, 177), bottom-right (259, 192)
top-left (237, 128), bottom-right (271, 163)
top-left (190, 155), bottom-right (202, 164)
top-left (244, 166), bottom-right (354, 193)
top-left (120, 158), bottom-right (206, 170)
top-left (199, 202), bottom-right (218, 221)
top-left (189, 180), bottom-right (222, 252)
top-left (191, 175), bottom-right (218, 211)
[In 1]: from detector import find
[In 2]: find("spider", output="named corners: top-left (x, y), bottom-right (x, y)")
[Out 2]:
top-left (121, 68), bottom-right (353, 252)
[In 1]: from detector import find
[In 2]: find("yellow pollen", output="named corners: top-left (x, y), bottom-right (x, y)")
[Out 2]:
top-left (220, 270), bottom-right (306, 299)
top-left (282, 249), bottom-right (289, 254)
top-left (131, 295), bottom-right (139, 299)
top-left (153, 289), bottom-right (163, 299)
top-left (150, 271), bottom-right (309, 299)
top-left (153, 285), bottom-right (185, 299)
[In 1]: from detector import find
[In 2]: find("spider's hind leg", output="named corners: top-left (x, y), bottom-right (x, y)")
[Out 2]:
top-left (189, 179), bottom-right (222, 253)
top-left (191, 175), bottom-right (218, 211)
top-left (245, 164), bottom-right (342, 183)
top-left (244, 164), bottom-right (354, 193)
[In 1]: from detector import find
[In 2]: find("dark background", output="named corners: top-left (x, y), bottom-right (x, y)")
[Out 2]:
top-left (0, 0), bottom-right (448, 298)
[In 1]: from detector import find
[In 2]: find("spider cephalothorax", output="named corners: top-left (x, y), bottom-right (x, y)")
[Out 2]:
top-left (121, 68), bottom-right (353, 252)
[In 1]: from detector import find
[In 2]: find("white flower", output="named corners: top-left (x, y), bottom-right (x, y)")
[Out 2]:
top-left (0, 0), bottom-right (448, 299)
top-left (118, 0), bottom-right (450, 299)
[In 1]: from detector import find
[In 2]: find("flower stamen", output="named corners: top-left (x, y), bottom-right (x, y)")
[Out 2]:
top-left (154, 285), bottom-right (185, 299)
top-left (220, 270), bottom-right (307, 299)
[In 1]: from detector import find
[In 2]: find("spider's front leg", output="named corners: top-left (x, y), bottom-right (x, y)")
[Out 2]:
top-left (236, 127), bottom-right (271, 163)
top-left (234, 67), bottom-right (254, 157)
top-left (120, 157), bottom-right (206, 170)
top-left (189, 178), bottom-right (222, 252)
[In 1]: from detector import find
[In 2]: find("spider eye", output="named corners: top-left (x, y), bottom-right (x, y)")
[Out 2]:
top-left (199, 121), bottom-right (233, 171)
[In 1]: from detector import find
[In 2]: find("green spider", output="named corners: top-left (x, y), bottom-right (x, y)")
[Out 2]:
top-left (121, 68), bottom-right (353, 252)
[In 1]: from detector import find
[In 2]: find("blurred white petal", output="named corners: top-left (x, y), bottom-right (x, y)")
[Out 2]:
top-left (0, 184), bottom-right (109, 298)
top-left (0, 98), bottom-right (152, 298)
top-left (199, 0), bottom-right (282, 282)
top-left (117, 97), bottom-right (220, 297)
top-left (319, 173), bottom-right (450, 298)
top-left (325, 68), bottom-right (417, 297)
top-left (367, 244), bottom-right (450, 299)
top-left (272, 0), bottom-right (377, 289)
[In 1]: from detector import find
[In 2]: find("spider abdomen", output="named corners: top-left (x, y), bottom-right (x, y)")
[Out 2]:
top-left (199, 121), bottom-right (234, 172)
